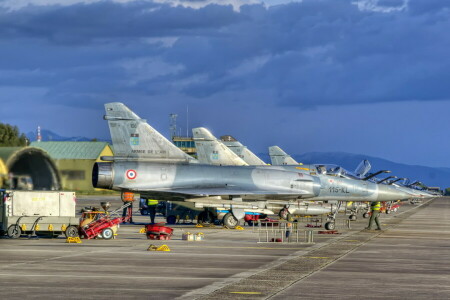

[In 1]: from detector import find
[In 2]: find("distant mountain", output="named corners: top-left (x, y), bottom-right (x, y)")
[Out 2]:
top-left (26, 129), bottom-right (111, 143)
top-left (293, 152), bottom-right (450, 189)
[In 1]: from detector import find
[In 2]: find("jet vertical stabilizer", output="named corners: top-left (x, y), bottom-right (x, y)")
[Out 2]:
top-left (269, 146), bottom-right (299, 165)
top-left (104, 102), bottom-right (195, 162)
top-left (221, 135), bottom-right (266, 166)
top-left (192, 127), bottom-right (248, 166)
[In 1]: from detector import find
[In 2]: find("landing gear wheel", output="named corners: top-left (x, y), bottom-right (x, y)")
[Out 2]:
top-left (166, 215), bottom-right (177, 225)
top-left (223, 213), bottom-right (239, 228)
top-left (102, 228), bottom-right (114, 240)
top-left (324, 222), bottom-right (335, 230)
top-left (65, 225), bottom-right (79, 238)
top-left (7, 225), bottom-right (21, 239)
top-left (349, 215), bottom-right (357, 221)
top-left (363, 212), bottom-right (370, 218)
top-left (278, 209), bottom-right (291, 220)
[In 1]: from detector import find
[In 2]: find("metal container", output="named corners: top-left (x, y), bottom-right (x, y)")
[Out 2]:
top-left (0, 190), bottom-right (79, 238)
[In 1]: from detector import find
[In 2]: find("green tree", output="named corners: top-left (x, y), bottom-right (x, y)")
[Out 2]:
top-left (0, 123), bottom-right (28, 146)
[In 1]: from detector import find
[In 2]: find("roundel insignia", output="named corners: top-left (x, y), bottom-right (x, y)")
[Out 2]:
top-left (126, 169), bottom-right (137, 180)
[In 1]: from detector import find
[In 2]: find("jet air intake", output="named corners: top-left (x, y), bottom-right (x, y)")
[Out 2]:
top-left (92, 162), bottom-right (114, 189)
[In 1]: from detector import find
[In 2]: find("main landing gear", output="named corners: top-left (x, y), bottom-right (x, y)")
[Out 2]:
top-left (325, 201), bottom-right (343, 230)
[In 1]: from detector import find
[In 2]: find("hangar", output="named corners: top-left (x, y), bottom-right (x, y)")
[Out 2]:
top-left (0, 147), bottom-right (61, 190)
top-left (30, 141), bottom-right (113, 191)
top-left (0, 141), bottom-right (113, 192)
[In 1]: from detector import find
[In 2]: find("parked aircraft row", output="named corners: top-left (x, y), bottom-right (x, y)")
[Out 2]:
top-left (92, 103), bottom-right (436, 229)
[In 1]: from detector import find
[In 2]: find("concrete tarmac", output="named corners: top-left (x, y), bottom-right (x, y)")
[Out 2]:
top-left (0, 196), bottom-right (447, 299)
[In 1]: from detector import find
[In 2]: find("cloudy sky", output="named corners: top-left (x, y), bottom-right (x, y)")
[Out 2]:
top-left (1, 0), bottom-right (449, 167)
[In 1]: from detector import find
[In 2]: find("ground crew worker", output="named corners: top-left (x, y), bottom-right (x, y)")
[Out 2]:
top-left (285, 221), bottom-right (292, 241)
top-left (122, 192), bottom-right (134, 224)
top-left (366, 201), bottom-right (382, 230)
top-left (147, 199), bottom-right (159, 224)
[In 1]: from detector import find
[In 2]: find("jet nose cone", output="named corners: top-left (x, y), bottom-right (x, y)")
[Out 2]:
top-left (377, 184), bottom-right (411, 201)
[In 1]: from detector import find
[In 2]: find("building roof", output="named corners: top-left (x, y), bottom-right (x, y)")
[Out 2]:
top-left (0, 147), bottom-right (23, 162)
top-left (30, 141), bottom-right (111, 160)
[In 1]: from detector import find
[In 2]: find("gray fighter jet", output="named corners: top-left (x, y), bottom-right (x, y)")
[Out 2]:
top-left (193, 127), bottom-right (334, 220)
top-left (93, 102), bottom-right (414, 229)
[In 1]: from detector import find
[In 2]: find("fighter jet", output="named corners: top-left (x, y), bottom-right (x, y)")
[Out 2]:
top-left (93, 102), bottom-right (414, 230)
top-left (193, 127), bottom-right (334, 220)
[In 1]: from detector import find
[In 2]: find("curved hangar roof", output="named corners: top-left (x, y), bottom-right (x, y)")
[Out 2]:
top-left (29, 141), bottom-right (111, 159)
top-left (0, 147), bottom-right (61, 190)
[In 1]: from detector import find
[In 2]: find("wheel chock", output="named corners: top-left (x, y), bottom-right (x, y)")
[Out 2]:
top-left (195, 224), bottom-right (204, 228)
top-left (235, 226), bottom-right (244, 230)
top-left (21, 224), bottom-right (27, 231)
top-left (139, 227), bottom-right (146, 233)
top-left (156, 245), bottom-right (170, 251)
top-left (66, 237), bottom-right (82, 243)
top-left (147, 244), bottom-right (171, 251)
top-left (48, 224), bottom-right (54, 231)
top-left (147, 244), bottom-right (158, 251)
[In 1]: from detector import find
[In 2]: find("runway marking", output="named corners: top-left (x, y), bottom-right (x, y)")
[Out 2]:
top-left (307, 257), bottom-right (329, 259)
top-left (229, 292), bottom-right (262, 295)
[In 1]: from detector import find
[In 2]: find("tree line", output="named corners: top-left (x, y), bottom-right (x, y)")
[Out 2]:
top-left (0, 123), bottom-right (28, 146)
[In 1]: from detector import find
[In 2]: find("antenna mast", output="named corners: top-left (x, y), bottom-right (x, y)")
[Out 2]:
top-left (169, 114), bottom-right (178, 139)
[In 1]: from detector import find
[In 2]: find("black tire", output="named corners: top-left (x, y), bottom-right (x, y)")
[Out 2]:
top-left (324, 222), bottom-right (335, 230)
top-left (363, 212), bottom-right (370, 218)
top-left (386, 210), bottom-right (391, 214)
top-left (166, 215), bottom-right (177, 224)
top-left (223, 213), bottom-right (239, 228)
top-left (141, 208), bottom-right (149, 216)
top-left (102, 228), bottom-right (114, 240)
top-left (7, 225), bottom-right (21, 239)
top-left (349, 215), bottom-right (357, 221)
top-left (65, 225), bottom-right (79, 238)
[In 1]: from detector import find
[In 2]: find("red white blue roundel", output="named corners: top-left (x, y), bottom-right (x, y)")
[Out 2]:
top-left (126, 169), bottom-right (137, 180)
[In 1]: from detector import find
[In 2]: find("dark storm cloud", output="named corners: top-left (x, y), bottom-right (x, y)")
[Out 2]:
top-left (1, 0), bottom-right (450, 109)
top-left (0, 1), bottom-right (241, 43)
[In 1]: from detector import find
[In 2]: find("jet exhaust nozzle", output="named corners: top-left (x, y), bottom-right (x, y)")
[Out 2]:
top-left (92, 162), bottom-right (114, 189)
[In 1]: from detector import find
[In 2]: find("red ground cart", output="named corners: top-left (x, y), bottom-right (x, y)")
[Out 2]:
top-left (79, 202), bottom-right (131, 240)
top-left (146, 223), bottom-right (174, 240)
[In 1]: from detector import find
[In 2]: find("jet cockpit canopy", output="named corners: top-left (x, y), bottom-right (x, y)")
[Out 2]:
top-left (315, 165), bottom-right (348, 177)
